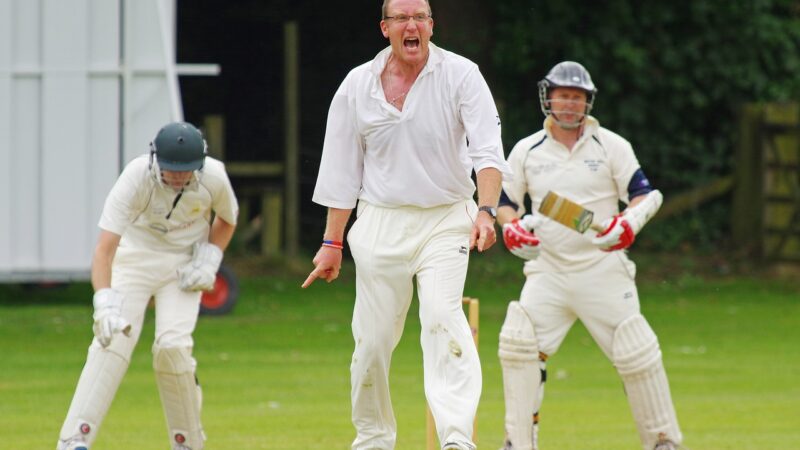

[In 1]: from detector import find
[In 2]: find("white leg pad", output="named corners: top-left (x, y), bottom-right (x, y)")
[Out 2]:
top-left (153, 345), bottom-right (205, 450)
top-left (57, 345), bottom-right (130, 449)
top-left (612, 314), bottom-right (682, 449)
top-left (498, 301), bottom-right (542, 450)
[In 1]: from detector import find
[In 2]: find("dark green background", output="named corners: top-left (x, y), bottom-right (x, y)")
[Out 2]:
top-left (176, 0), bottom-right (800, 252)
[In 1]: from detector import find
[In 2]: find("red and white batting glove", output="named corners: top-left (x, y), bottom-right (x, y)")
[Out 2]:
top-left (592, 215), bottom-right (635, 251)
top-left (503, 215), bottom-right (541, 260)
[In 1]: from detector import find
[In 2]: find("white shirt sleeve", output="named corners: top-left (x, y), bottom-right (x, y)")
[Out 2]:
top-left (204, 159), bottom-right (239, 226)
top-left (457, 66), bottom-right (511, 180)
top-left (312, 74), bottom-right (365, 210)
top-left (502, 137), bottom-right (534, 216)
top-left (98, 158), bottom-right (150, 236)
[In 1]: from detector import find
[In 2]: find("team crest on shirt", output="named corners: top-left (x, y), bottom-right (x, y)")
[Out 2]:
top-left (583, 159), bottom-right (602, 171)
top-left (530, 162), bottom-right (558, 175)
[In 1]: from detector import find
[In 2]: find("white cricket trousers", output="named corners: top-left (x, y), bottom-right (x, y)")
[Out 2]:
top-left (59, 247), bottom-right (201, 445)
top-left (347, 199), bottom-right (481, 450)
top-left (518, 253), bottom-right (683, 449)
top-left (521, 252), bottom-right (639, 359)
top-left (106, 246), bottom-right (202, 349)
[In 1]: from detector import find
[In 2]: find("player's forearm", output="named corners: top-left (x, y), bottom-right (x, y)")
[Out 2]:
top-left (497, 205), bottom-right (517, 227)
top-left (476, 167), bottom-right (502, 207)
top-left (91, 262), bottom-right (113, 292)
top-left (209, 216), bottom-right (236, 251)
top-left (324, 208), bottom-right (353, 241)
top-left (91, 230), bottom-right (121, 291)
top-left (622, 190), bottom-right (663, 234)
top-left (626, 194), bottom-right (647, 210)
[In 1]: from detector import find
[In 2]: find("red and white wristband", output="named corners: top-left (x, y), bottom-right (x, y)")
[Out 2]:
top-left (321, 240), bottom-right (344, 250)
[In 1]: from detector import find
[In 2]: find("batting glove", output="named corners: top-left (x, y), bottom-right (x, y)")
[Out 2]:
top-left (503, 215), bottom-right (542, 260)
top-left (178, 242), bottom-right (223, 291)
top-left (92, 288), bottom-right (132, 347)
top-left (592, 215), bottom-right (635, 251)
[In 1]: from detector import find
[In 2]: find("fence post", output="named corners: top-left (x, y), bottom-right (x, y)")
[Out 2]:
top-left (732, 103), bottom-right (764, 257)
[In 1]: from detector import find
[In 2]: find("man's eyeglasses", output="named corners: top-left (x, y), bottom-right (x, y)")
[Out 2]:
top-left (384, 13), bottom-right (431, 24)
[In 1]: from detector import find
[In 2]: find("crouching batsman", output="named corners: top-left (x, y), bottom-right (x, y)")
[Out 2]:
top-left (56, 122), bottom-right (238, 450)
top-left (496, 62), bottom-right (683, 450)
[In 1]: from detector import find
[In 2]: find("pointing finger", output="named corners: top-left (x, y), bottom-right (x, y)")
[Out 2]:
top-left (477, 227), bottom-right (487, 252)
top-left (301, 271), bottom-right (319, 288)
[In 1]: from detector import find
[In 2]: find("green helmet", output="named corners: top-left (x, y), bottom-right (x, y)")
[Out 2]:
top-left (151, 122), bottom-right (207, 171)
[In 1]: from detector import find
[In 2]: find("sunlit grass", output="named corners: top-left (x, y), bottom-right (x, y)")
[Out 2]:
top-left (1, 250), bottom-right (798, 449)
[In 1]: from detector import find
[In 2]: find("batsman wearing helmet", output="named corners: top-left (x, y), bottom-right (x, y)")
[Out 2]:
top-left (302, 0), bottom-right (510, 448)
top-left (496, 62), bottom-right (683, 450)
top-left (56, 122), bottom-right (238, 450)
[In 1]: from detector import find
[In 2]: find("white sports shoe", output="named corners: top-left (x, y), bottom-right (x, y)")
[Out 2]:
top-left (57, 438), bottom-right (88, 450)
top-left (443, 442), bottom-right (476, 450)
top-left (654, 439), bottom-right (678, 450)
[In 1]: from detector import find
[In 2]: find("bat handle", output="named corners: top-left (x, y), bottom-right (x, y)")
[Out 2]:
top-left (590, 223), bottom-right (606, 233)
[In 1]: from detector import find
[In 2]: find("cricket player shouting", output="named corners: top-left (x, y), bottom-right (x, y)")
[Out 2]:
top-left (496, 62), bottom-right (683, 450)
top-left (56, 122), bottom-right (238, 450)
top-left (302, 0), bottom-right (511, 448)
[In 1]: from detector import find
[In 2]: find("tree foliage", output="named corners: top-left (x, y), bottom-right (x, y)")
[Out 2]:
top-left (490, 0), bottom-right (800, 248)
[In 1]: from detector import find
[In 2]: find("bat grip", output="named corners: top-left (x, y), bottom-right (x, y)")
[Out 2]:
top-left (590, 223), bottom-right (606, 233)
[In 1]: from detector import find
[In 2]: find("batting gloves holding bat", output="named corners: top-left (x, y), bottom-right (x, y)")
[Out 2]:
top-left (592, 215), bottom-right (636, 251)
top-left (592, 190), bottom-right (663, 251)
top-left (92, 288), bottom-right (132, 347)
top-left (178, 242), bottom-right (223, 291)
top-left (503, 214), bottom-right (543, 260)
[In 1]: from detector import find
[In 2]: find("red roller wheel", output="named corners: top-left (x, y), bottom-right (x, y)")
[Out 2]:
top-left (200, 264), bottom-right (239, 315)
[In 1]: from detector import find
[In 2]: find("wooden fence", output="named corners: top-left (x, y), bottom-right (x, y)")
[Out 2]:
top-left (733, 103), bottom-right (800, 262)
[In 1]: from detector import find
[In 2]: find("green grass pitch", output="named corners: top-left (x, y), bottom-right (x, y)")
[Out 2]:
top-left (1, 250), bottom-right (798, 449)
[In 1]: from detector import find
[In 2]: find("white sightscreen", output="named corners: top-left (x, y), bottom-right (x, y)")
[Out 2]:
top-left (0, 0), bottom-right (192, 281)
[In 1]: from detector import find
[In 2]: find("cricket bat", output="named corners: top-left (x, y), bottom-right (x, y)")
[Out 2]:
top-left (538, 191), bottom-right (605, 234)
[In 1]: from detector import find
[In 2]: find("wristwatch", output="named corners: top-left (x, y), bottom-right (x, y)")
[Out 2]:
top-left (478, 205), bottom-right (497, 220)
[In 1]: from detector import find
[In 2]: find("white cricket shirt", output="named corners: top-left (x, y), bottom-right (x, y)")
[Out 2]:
top-left (99, 155), bottom-right (238, 253)
top-left (503, 116), bottom-right (642, 273)
top-left (312, 43), bottom-right (510, 209)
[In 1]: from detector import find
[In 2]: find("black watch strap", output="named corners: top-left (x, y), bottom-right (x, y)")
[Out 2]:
top-left (478, 205), bottom-right (497, 219)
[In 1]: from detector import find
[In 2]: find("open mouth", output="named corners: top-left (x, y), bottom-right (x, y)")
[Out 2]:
top-left (403, 37), bottom-right (420, 49)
